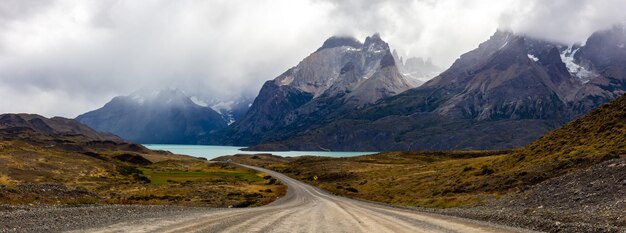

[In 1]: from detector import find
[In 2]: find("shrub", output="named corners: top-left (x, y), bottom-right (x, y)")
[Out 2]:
top-left (480, 166), bottom-right (495, 175)
top-left (117, 166), bottom-right (142, 176)
top-left (234, 200), bottom-right (256, 208)
top-left (267, 178), bottom-right (277, 185)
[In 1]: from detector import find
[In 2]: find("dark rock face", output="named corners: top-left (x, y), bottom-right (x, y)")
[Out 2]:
top-left (571, 25), bottom-right (626, 114)
top-left (77, 89), bottom-right (227, 144)
top-left (380, 51), bottom-right (396, 68)
top-left (245, 28), bottom-right (626, 151)
top-left (211, 81), bottom-right (313, 146)
top-left (212, 34), bottom-right (414, 146)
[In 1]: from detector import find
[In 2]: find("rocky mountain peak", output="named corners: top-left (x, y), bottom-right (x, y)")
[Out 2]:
top-left (125, 88), bottom-right (198, 107)
top-left (77, 88), bottom-right (227, 144)
top-left (575, 23), bottom-right (626, 71)
top-left (216, 32), bottom-right (415, 145)
top-left (363, 33), bottom-right (389, 53)
top-left (316, 36), bottom-right (362, 52)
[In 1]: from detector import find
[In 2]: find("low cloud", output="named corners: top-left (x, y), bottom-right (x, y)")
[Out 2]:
top-left (1, 0), bottom-right (625, 117)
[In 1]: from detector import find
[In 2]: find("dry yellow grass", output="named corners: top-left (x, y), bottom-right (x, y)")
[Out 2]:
top-left (0, 140), bottom-right (284, 207)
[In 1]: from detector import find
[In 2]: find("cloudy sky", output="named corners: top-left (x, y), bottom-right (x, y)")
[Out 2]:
top-left (1, 0), bottom-right (625, 117)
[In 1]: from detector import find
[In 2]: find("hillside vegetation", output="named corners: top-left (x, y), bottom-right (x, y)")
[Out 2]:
top-left (0, 114), bottom-right (284, 207)
top-left (218, 94), bottom-right (626, 208)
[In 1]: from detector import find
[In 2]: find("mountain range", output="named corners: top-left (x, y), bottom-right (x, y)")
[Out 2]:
top-left (237, 25), bottom-right (626, 151)
top-left (75, 25), bottom-right (626, 151)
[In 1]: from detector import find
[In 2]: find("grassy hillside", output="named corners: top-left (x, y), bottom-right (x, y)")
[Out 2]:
top-left (0, 114), bottom-right (285, 207)
top-left (219, 94), bottom-right (626, 208)
top-left (0, 140), bottom-right (284, 207)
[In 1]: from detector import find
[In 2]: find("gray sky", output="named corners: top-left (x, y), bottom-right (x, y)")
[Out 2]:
top-left (1, 0), bottom-right (625, 117)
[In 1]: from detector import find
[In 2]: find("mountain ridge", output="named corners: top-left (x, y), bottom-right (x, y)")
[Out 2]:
top-left (243, 27), bottom-right (626, 151)
top-left (209, 33), bottom-right (420, 146)
top-left (77, 89), bottom-right (227, 144)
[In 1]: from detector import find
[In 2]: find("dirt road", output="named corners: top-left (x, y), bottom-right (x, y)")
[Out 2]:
top-left (73, 164), bottom-right (535, 233)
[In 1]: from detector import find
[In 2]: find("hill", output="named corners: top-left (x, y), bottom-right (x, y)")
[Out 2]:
top-left (0, 114), bottom-right (283, 207)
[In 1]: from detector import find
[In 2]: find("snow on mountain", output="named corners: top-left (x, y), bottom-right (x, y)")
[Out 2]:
top-left (560, 46), bottom-right (596, 83)
top-left (189, 95), bottom-right (253, 125)
top-left (190, 96), bottom-right (209, 107)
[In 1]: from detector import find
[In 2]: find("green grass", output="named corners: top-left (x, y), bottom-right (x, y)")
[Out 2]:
top-left (0, 140), bottom-right (286, 207)
top-left (140, 168), bottom-right (264, 185)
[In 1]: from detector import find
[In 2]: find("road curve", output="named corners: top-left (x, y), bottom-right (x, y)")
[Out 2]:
top-left (77, 164), bottom-right (537, 233)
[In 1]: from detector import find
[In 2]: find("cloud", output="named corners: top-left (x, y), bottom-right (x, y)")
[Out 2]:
top-left (0, 0), bottom-right (625, 117)
top-left (499, 0), bottom-right (626, 44)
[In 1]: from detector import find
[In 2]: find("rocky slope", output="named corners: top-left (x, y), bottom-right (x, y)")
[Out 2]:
top-left (247, 27), bottom-right (626, 151)
top-left (211, 34), bottom-right (417, 146)
top-left (77, 89), bottom-right (227, 144)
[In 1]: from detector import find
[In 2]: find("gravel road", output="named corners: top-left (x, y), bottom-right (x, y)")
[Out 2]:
top-left (2, 164), bottom-right (538, 233)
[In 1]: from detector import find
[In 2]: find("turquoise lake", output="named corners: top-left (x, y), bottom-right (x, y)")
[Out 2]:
top-left (143, 144), bottom-right (377, 160)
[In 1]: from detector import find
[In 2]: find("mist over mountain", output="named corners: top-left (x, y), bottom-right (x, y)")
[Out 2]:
top-left (392, 50), bottom-right (443, 86)
top-left (76, 89), bottom-right (228, 144)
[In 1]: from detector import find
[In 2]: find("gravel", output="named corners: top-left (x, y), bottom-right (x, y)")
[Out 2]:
top-left (422, 157), bottom-right (626, 233)
top-left (0, 204), bottom-right (214, 233)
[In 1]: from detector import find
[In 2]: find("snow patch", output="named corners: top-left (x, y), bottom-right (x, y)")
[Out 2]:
top-left (500, 41), bottom-right (508, 49)
top-left (190, 96), bottom-right (208, 107)
top-left (210, 100), bottom-right (235, 112)
top-left (210, 100), bottom-right (238, 125)
top-left (279, 76), bottom-right (294, 86)
top-left (560, 47), bottom-right (595, 83)
top-left (499, 33), bottom-right (511, 49)
top-left (366, 43), bottom-right (385, 53)
top-left (527, 54), bottom-right (539, 62)
top-left (223, 113), bottom-right (236, 125)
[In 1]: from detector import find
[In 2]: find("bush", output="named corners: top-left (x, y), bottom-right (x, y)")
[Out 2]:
top-left (117, 166), bottom-right (142, 176)
top-left (480, 166), bottom-right (495, 175)
top-left (132, 174), bottom-right (151, 184)
top-left (234, 200), bottom-right (256, 208)
top-left (267, 178), bottom-right (277, 185)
